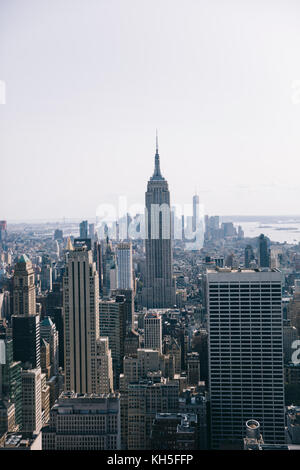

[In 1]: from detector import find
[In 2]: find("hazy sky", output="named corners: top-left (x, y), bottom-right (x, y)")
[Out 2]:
top-left (1, 0), bottom-right (300, 221)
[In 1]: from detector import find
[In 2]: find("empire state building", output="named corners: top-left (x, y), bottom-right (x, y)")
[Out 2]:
top-left (142, 135), bottom-right (176, 308)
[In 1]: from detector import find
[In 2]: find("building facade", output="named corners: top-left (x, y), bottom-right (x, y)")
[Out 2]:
top-left (42, 392), bottom-right (121, 450)
top-left (207, 268), bottom-right (285, 448)
top-left (63, 246), bottom-right (99, 393)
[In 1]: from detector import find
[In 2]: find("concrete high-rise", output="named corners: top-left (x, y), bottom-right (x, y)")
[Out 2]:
top-left (12, 255), bottom-right (40, 369)
top-left (96, 337), bottom-right (114, 394)
top-left (116, 242), bottom-right (133, 290)
top-left (144, 311), bottom-right (162, 353)
top-left (142, 135), bottom-right (176, 308)
top-left (127, 378), bottom-right (179, 449)
top-left (13, 255), bottom-right (36, 316)
top-left (63, 245), bottom-right (99, 394)
top-left (21, 368), bottom-right (42, 434)
top-left (207, 268), bottom-right (285, 448)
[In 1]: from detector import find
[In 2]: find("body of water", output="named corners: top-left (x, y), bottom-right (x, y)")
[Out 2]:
top-left (237, 220), bottom-right (300, 244)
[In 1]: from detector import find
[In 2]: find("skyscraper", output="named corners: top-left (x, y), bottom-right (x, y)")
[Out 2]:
top-left (40, 317), bottom-right (59, 375)
top-left (12, 255), bottom-right (40, 369)
top-left (0, 335), bottom-right (22, 431)
top-left (12, 314), bottom-right (40, 369)
top-left (127, 378), bottom-right (179, 449)
top-left (258, 234), bottom-right (270, 268)
top-left (96, 337), bottom-right (114, 394)
top-left (116, 242), bottom-right (133, 290)
top-left (142, 135), bottom-right (176, 308)
top-left (93, 240), bottom-right (103, 295)
top-left (63, 245), bottom-right (99, 393)
top-left (41, 254), bottom-right (52, 292)
top-left (244, 244), bottom-right (255, 268)
top-left (102, 237), bottom-right (117, 297)
top-left (79, 220), bottom-right (88, 239)
top-left (0, 221), bottom-right (7, 242)
top-left (207, 267), bottom-right (285, 448)
top-left (144, 311), bottom-right (162, 353)
top-left (21, 368), bottom-right (42, 434)
top-left (192, 194), bottom-right (200, 233)
top-left (13, 255), bottom-right (36, 316)
top-left (99, 297), bottom-right (126, 389)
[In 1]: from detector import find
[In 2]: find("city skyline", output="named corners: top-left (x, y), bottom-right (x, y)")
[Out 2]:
top-left (1, 0), bottom-right (300, 454)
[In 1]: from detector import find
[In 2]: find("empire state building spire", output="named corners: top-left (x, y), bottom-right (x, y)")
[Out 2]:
top-left (151, 129), bottom-right (164, 181)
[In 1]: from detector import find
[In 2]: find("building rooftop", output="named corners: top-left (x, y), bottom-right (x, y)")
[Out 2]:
top-left (4, 432), bottom-right (40, 449)
top-left (207, 267), bottom-right (280, 274)
top-left (40, 316), bottom-right (54, 327)
top-left (17, 254), bottom-right (30, 264)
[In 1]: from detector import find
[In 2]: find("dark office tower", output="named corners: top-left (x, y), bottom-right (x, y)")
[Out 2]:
top-left (141, 135), bottom-right (176, 308)
top-left (45, 282), bottom-right (63, 317)
top-left (187, 352), bottom-right (200, 386)
top-left (63, 246), bottom-right (99, 394)
top-left (244, 245), bottom-right (255, 268)
top-left (99, 297), bottom-right (126, 389)
top-left (124, 329), bottom-right (140, 356)
top-left (93, 240), bottom-right (103, 295)
top-left (79, 220), bottom-right (88, 239)
top-left (89, 223), bottom-right (95, 240)
top-left (102, 236), bottom-right (117, 296)
top-left (0, 334), bottom-right (22, 431)
top-left (225, 253), bottom-right (234, 268)
top-left (192, 194), bottom-right (200, 232)
top-left (12, 314), bottom-right (40, 369)
top-left (0, 221), bottom-right (7, 242)
top-left (52, 307), bottom-right (64, 368)
top-left (191, 329), bottom-right (208, 384)
top-left (40, 317), bottom-right (59, 375)
top-left (150, 413), bottom-right (198, 450)
top-left (113, 288), bottom-right (135, 332)
top-left (258, 234), bottom-right (270, 268)
top-left (54, 229), bottom-right (63, 241)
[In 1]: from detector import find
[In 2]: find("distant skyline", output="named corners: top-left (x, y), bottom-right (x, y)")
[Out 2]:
top-left (1, 0), bottom-right (300, 220)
